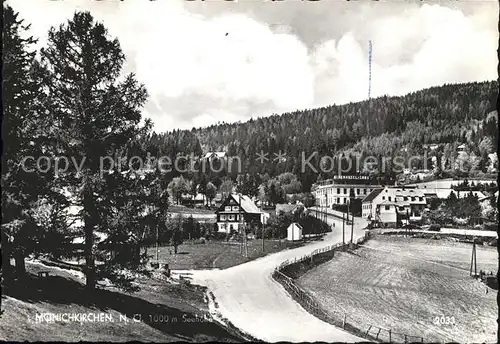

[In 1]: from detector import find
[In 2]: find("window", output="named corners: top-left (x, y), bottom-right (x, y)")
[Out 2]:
top-left (399, 207), bottom-right (404, 211)
top-left (220, 215), bottom-right (226, 221)
top-left (337, 188), bottom-right (340, 194)
top-left (357, 189), bottom-right (360, 195)
top-left (403, 197), bottom-right (408, 201)
top-left (232, 206), bottom-right (239, 211)
top-left (343, 188), bottom-right (347, 194)
top-left (419, 197), bottom-right (423, 201)
top-left (385, 205), bottom-right (390, 210)
top-left (343, 198), bottom-right (347, 204)
top-left (229, 215), bottom-right (235, 221)
top-left (225, 206), bottom-right (232, 211)
top-left (382, 196), bottom-right (385, 200)
top-left (388, 196), bottom-right (392, 201)
top-left (364, 189), bottom-right (367, 195)
top-left (337, 197), bottom-right (340, 204)
top-left (411, 197), bottom-right (415, 201)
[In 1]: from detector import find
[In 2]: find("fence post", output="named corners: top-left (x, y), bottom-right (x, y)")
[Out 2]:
top-left (421, 337), bottom-right (424, 343)
top-left (342, 314), bottom-right (346, 329)
top-left (365, 325), bottom-right (372, 338)
top-left (376, 328), bottom-right (381, 340)
top-left (404, 334), bottom-right (407, 343)
top-left (389, 329), bottom-right (392, 343)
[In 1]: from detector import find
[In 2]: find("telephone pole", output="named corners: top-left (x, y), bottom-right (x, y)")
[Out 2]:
top-left (239, 194), bottom-right (243, 255)
top-left (342, 213), bottom-right (345, 247)
top-left (350, 211), bottom-right (354, 249)
top-left (155, 223), bottom-right (159, 264)
top-left (262, 220), bottom-right (265, 252)
top-left (238, 194), bottom-right (248, 258)
top-left (470, 238), bottom-right (477, 277)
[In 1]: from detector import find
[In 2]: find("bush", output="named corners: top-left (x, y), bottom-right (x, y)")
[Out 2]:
top-left (483, 222), bottom-right (498, 231)
top-left (198, 237), bottom-right (207, 244)
top-left (212, 231), bottom-right (229, 241)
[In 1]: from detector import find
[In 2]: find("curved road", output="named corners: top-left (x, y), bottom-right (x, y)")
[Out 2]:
top-left (175, 210), bottom-right (368, 342)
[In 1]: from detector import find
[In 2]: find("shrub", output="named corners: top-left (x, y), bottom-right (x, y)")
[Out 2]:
top-left (198, 237), bottom-right (207, 244)
top-left (483, 222), bottom-right (498, 231)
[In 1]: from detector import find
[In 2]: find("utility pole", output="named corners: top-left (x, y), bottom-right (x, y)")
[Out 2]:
top-left (260, 205), bottom-right (265, 252)
top-left (238, 194), bottom-right (248, 258)
top-left (155, 223), bottom-right (159, 264)
top-left (470, 238), bottom-right (477, 277)
top-left (262, 220), bottom-right (265, 252)
top-left (342, 213), bottom-right (345, 247)
top-left (350, 211), bottom-right (354, 248)
top-left (347, 199), bottom-right (350, 223)
top-left (239, 194), bottom-right (243, 255)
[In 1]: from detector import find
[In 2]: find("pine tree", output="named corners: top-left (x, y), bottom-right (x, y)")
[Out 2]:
top-left (38, 12), bottom-right (149, 290)
top-left (2, 5), bottom-right (51, 276)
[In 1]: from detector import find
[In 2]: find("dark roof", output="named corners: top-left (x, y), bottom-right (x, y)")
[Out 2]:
top-left (287, 222), bottom-right (303, 230)
top-left (362, 188), bottom-right (383, 203)
top-left (217, 194), bottom-right (262, 214)
top-left (275, 204), bottom-right (298, 214)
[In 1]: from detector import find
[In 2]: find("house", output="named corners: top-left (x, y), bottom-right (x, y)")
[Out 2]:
top-left (361, 188), bottom-right (383, 219)
top-left (275, 203), bottom-right (299, 216)
top-left (376, 201), bottom-right (398, 227)
top-left (215, 194), bottom-right (263, 233)
top-left (287, 223), bottom-right (303, 241)
top-left (362, 186), bottom-right (427, 227)
top-left (180, 193), bottom-right (206, 206)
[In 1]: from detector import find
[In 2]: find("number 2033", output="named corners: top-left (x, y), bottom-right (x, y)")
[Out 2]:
top-left (433, 316), bottom-right (456, 326)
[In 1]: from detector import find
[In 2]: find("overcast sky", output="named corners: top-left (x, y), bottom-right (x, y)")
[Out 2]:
top-left (7, 0), bottom-right (498, 132)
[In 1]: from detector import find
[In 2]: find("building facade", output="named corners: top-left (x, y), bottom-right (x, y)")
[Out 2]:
top-left (362, 186), bottom-right (427, 227)
top-left (215, 194), bottom-right (263, 233)
top-left (312, 175), bottom-right (385, 207)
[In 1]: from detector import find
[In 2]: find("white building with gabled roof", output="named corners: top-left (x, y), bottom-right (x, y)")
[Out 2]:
top-left (362, 186), bottom-right (427, 226)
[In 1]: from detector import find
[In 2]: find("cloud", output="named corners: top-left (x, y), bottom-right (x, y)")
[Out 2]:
top-left (310, 3), bottom-right (497, 106)
top-left (6, 0), bottom-right (497, 131)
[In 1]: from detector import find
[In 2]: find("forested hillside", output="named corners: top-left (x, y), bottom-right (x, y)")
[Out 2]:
top-left (147, 81), bottom-right (498, 191)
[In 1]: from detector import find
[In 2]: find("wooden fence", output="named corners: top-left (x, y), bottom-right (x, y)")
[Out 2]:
top-left (272, 235), bottom-right (425, 343)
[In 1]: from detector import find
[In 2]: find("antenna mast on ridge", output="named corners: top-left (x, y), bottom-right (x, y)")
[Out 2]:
top-left (368, 40), bottom-right (372, 100)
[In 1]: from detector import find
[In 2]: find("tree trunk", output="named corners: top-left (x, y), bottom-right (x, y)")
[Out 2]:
top-left (174, 244), bottom-right (178, 254)
top-left (1, 233), bottom-right (13, 279)
top-left (14, 250), bottom-right (25, 275)
top-left (83, 184), bottom-right (96, 290)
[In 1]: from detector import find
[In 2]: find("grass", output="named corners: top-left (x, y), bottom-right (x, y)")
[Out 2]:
top-left (169, 205), bottom-right (216, 215)
top-left (0, 261), bottom-right (247, 342)
top-left (152, 239), bottom-right (304, 270)
top-left (296, 235), bottom-right (497, 343)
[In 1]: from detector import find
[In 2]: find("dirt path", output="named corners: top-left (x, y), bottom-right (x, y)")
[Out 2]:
top-left (174, 211), bottom-right (368, 342)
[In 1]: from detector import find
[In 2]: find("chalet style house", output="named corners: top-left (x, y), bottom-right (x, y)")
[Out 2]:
top-left (216, 194), bottom-right (264, 233)
top-left (362, 186), bottom-right (427, 227)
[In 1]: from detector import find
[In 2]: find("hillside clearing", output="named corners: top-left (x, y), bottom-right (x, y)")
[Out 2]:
top-left (0, 261), bottom-right (245, 342)
top-left (297, 235), bottom-right (497, 343)
top-left (154, 239), bottom-right (304, 270)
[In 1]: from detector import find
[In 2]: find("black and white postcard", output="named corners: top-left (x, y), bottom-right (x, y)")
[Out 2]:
top-left (1, 0), bottom-right (498, 343)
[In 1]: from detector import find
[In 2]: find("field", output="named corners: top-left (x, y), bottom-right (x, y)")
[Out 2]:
top-left (153, 238), bottom-right (303, 270)
top-left (297, 235), bottom-right (497, 343)
top-left (0, 261), bottom-right (246, 342)
top-left (169, 205), bottom-right (215, 215)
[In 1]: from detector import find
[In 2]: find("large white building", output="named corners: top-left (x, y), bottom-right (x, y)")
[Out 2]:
top-left (313, 175), bottom-right (384, 207)
top-left (362, 186), bottom-right (427, 227)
